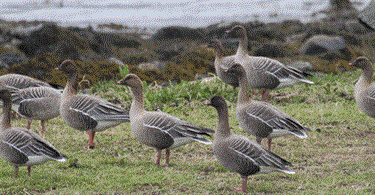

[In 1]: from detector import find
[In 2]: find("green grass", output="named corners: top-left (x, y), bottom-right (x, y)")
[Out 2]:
top-left (1, 70), bottom-right (375, 194)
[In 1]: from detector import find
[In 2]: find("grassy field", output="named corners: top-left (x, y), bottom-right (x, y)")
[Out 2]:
top-left (0, 69), bottom-right (374, 195)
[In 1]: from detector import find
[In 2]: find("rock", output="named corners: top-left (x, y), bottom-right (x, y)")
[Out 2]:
top-left (152, 26), bottom-right (205, 41)
top-left (253, 43), bottom-right (287, 58)
top-left (299, 35), bottom-right (346, 55)
top-left (137, 61), bottom-right (166, 72)
top-left (288, 61), bottom-right (314, 72)
top-left (10, 24), bottom-right (44, 36)
top-left (0, 47), bottom-right (28, 67)
top-left (107, 57), bottom-right (126, 67)
top-left (18, 24), bottom-right (60, 56)
top-left (344, 20), bottom-right (372, 35)
top-left (0, 60), bottom-right (9, 70)
top-left (358, 0), bottom-right (375, 30)
top-left (195, 73), bottom-right (209, 80)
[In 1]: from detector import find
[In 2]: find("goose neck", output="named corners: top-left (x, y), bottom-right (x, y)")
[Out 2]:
top-left (130, 84), bottom-right (145, 118)
top-left (215, 105), bottom-right (231, 138)
top-left (0, 93), bottom-right (12, 129)
top-left (237, 75), bottom-right (251, 104)
top-left (62, 73), bottom-right (79, 99)
top-left (236, 35), bottom-right (248, 56)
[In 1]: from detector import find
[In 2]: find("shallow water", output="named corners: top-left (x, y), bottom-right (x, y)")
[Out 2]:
top-left (0, 0), bottom-right (371, 30)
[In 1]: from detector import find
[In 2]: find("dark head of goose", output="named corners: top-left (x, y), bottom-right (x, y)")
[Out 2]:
top-left (349, 56), bottom-right (373, 70)
top-left (225, 25), bottom-right (247, 39)
top-left (55, 59), bottom-right (78, 75)
top-left (204, 95), bottom-right (227, 110)
top-left (117, 74), bottom-right (142, 88)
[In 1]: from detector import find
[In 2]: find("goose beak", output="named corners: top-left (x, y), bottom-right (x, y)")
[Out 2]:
top-left (203, 99), bottom-right (211, 106)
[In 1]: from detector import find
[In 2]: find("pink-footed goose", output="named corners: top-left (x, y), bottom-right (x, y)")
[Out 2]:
top-left (117, 74), bottom-right (214, 166)
top-left (349, 57), bottom-right (375, 121)
top-left (0, 73), bottom-right (52, 89)
top-left (227, 64), bottom-right (309, 151)
top-left (207, 39), bottom-right (240, 89)
top-left (4, 85), bottom-right (61, 134)
top-left (56, 59), bottom-right (130, 149)
top-left (0, 84), bottom-right (67, 178)
top-left (226, 25), bottom-right (314, 100)
top-left (205, 95), bottom-right (294, 192)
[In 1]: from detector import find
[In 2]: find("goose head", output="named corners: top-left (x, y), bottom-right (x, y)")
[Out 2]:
top-left (117, 74), bottom-right (142, 88)
top-left (204, 95), bottom-right (227, 110)
top-left (349, 57), bottom-right (373, 71)
top-left (225, 25), bottom-right (247, 39)
top-left (55, 59), bottom-right (78, 76)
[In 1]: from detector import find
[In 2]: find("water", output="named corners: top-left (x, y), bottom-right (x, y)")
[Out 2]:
top-left (0, 0), bottom-right (371, 30)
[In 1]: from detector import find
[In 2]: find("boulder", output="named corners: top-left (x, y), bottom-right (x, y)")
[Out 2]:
top-left (288, 61), bottom-right (314, 72)
top-left (253, 43), bottom-right (287, 58)
top-left (152, 26), bottom-right (205, 41)
top-left (299, 35), bottom-right (346, 55)
top-left (137, 61), bottom-right (166, 72)
top-left (0, 45), bottom-right (28, 68)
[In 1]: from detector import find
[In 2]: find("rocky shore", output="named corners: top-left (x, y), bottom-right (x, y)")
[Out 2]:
top-left (0, 16), bottom-right (374, 87)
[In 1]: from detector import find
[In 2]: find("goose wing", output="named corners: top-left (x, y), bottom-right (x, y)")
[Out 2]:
top-left (142, 111), bottom-right (214, 144)
top-left (227, 135), bottom-right (294, 174)
top-left (68, 94), bottom-right (129, 123)
top-left (1, 128), bottom-right (66, 162)
top-left (243, 101), bottom-right (309, 138)
top-left (250, 57), bottom-right (313, 84)
top-left (11, 87), bottom-right (60, 118)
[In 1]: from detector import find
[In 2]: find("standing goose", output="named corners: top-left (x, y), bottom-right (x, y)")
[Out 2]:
top-left (207, 39), bottom-right (240, 89)
top-left (56, 59), bottom-right (130, 149)
top-left (0, 85), bottom-right (67, 178)
top-left (205, 95), bottom-right (294, 192)
top-left (226, 25), bottom-right (314, 100)
top-left (4, 85), bottom-right (61, 134)
top-left (117, 74), bottom-right (214, 166)
top-left (228, 64), bottom-right (309, 151)
top-left (349, 57), bottom-right (375, 119)
top-left (0, 73), bottom-right (52, 89)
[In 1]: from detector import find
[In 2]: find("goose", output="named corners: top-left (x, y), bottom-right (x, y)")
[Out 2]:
top-left (0, 84), bottom-right (67, 178)
top-left (4, 85), bottom-right (61, 134)
top-left (205, 95), bottom-right (294, 192)
top-left (349, 57), bottom-right (375, 119)
top-left (206, 39), bottom-right (240, 89)
top-left (117, 74), bottom-right (214, 166)
top-left (228, 64), bottom-right (309, 151)
top-left (56, 59), bottom-right (130, 149)
top-left (0, 73), bottom-right (52, 89)
top-left (225, 25), bottom-right (314, 100)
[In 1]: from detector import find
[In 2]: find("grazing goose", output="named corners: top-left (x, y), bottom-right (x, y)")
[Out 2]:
top-left (207, 39), bottom-right (240, 89)
top-left (117, 74), bottom-right (214, 166)
top-left (56, 59), bottom-right (130, 149)
top-left (0, 73), bottom-right (52, 89)
top-left (226, 25), bottom-right (314, 100)
top-left (0, 85), bottom-right (67, 178)
top-left (4, 85), bottom-right (61, 134)
top-left (205, 95), bottom-right (294, 192)
top-left (228, 64), bottom-right (309, 151)
top-left (349, 57), bottom-right (375, 119)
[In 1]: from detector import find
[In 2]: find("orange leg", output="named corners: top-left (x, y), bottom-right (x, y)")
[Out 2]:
top-left (27, 120), bottom-right (32, 129)
top-left (162, 149), bottom-right (170, 166)
top-left (234, 177), bottom-right (248, 192)
top-left (40, 120), bottom-right (46, 134)
top-left (14, 166), bottom-right (19, 178)
top-left (87, 130), bottom-right (96, 149)
top-left (27, 166), bottom-right (31, 177)
top-left (156, 149), bottom-right (162, 166)
top-left (268, 138), bottom-right (272, 151)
